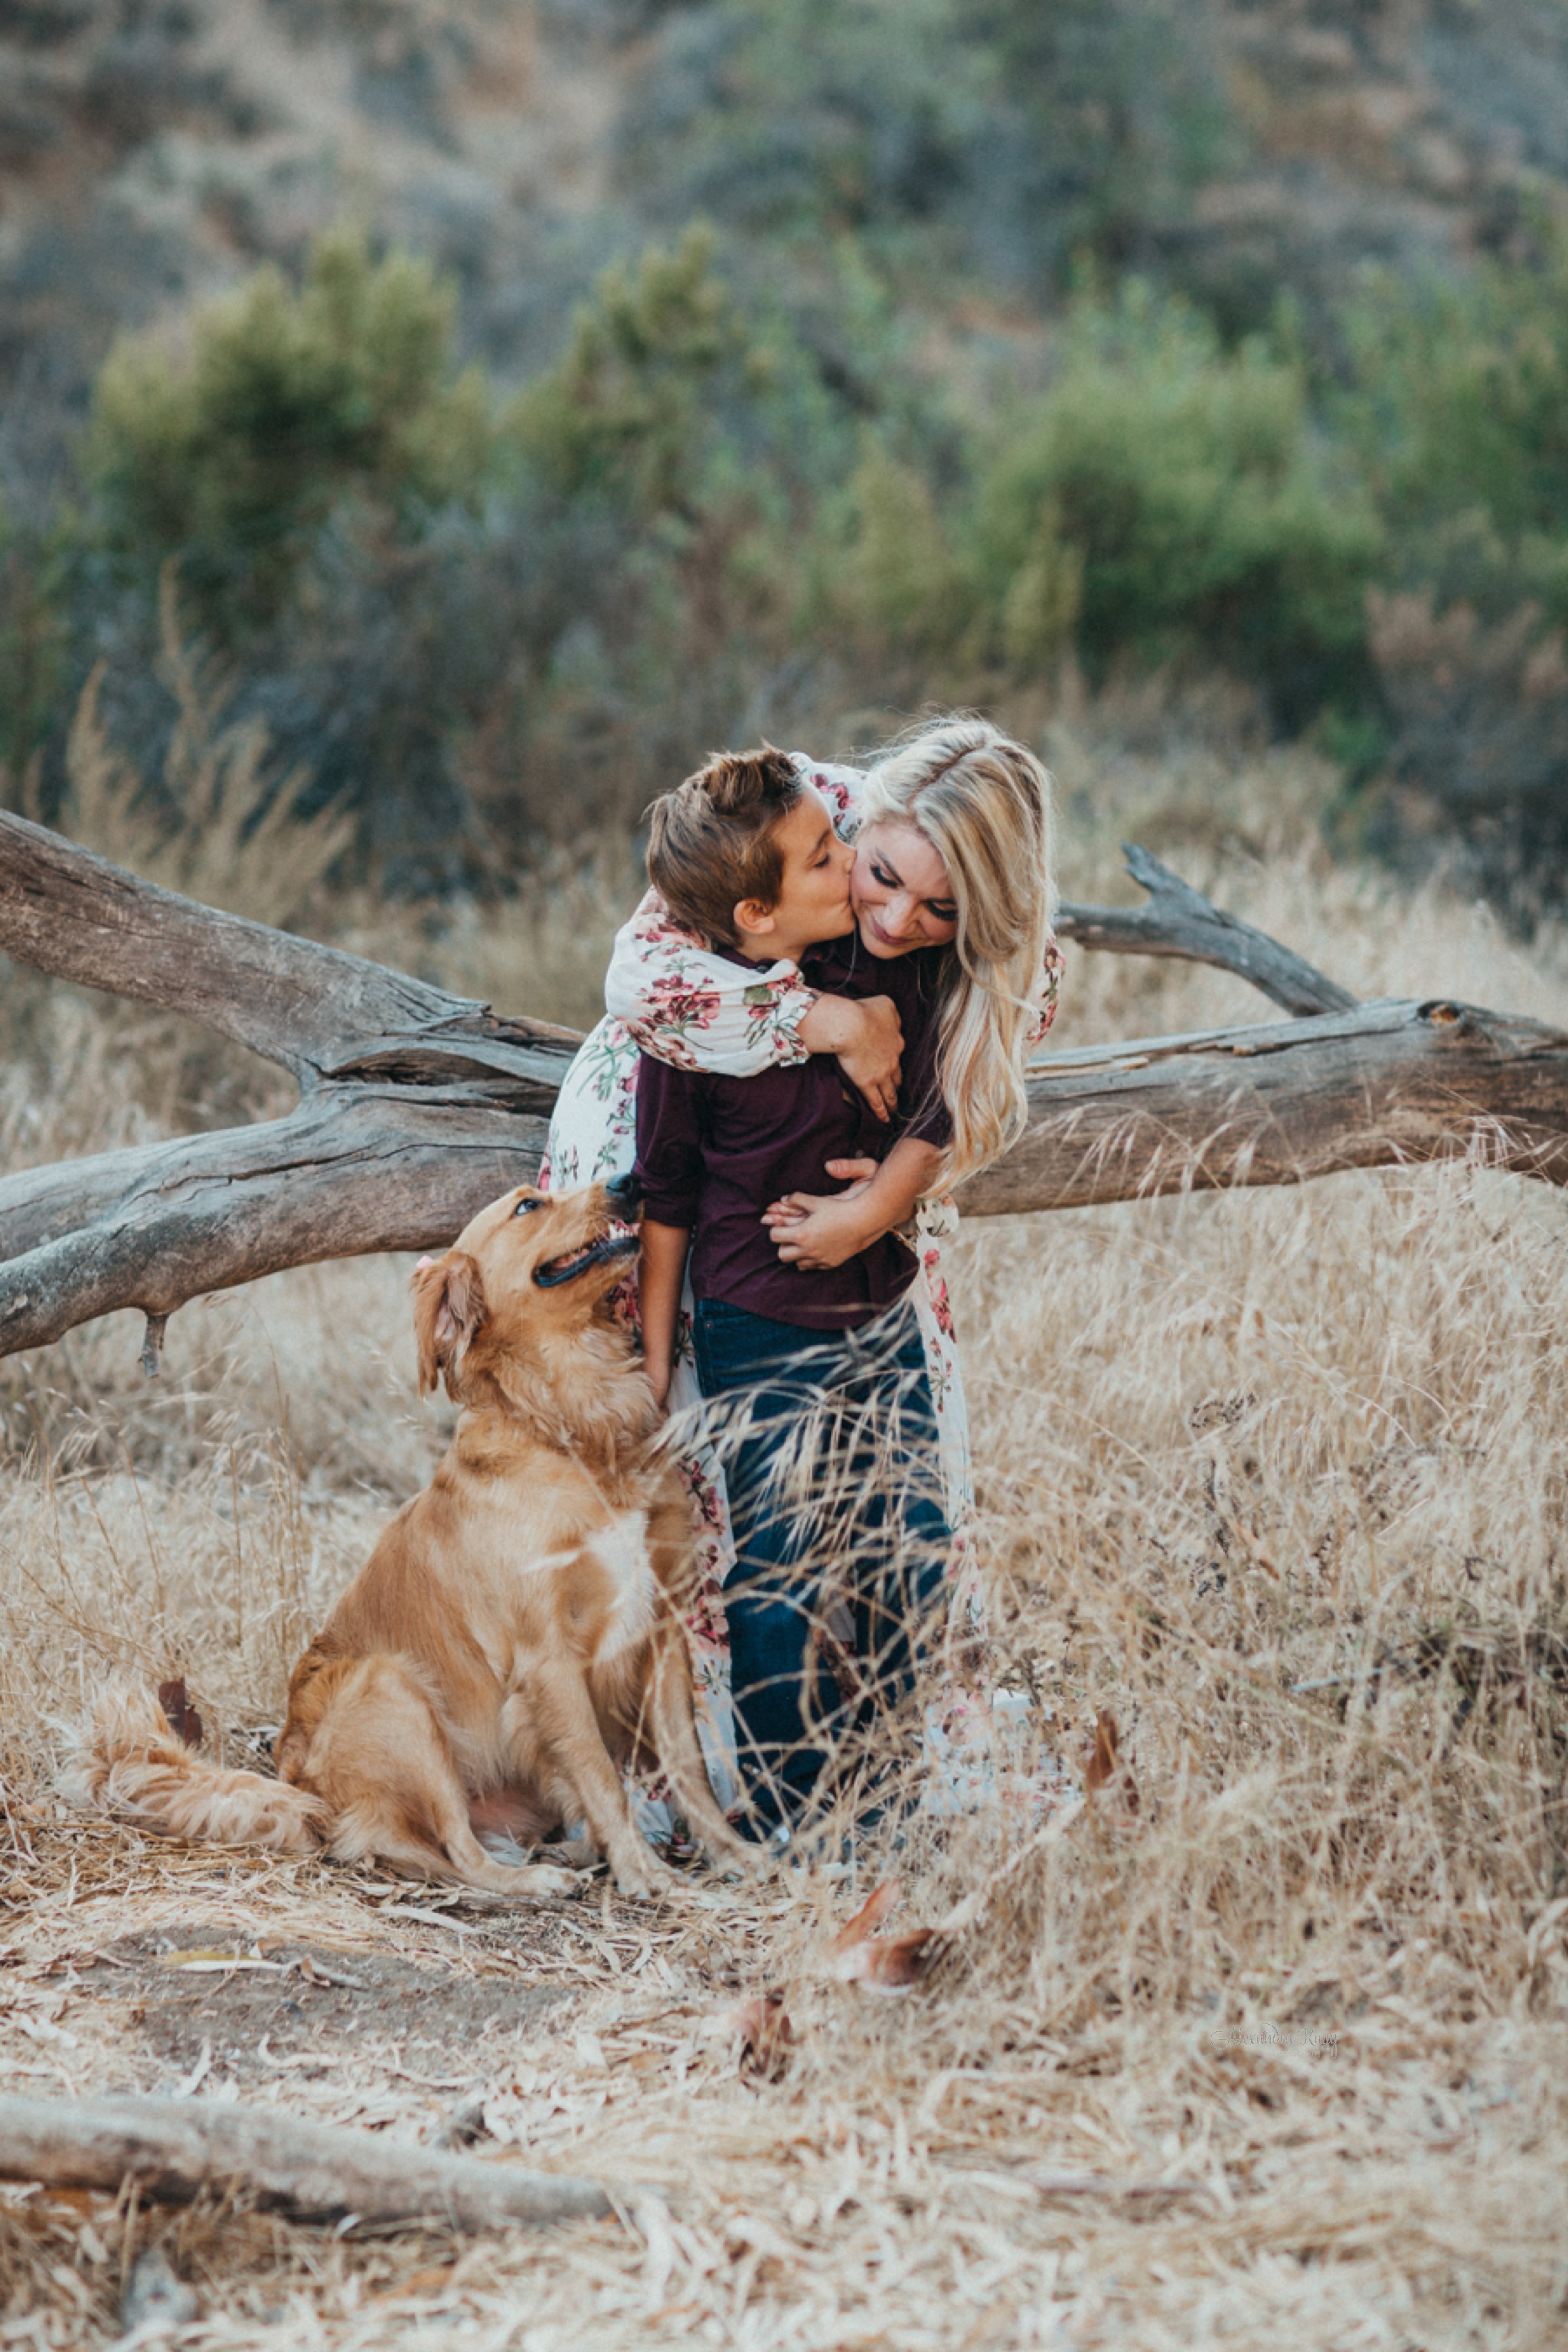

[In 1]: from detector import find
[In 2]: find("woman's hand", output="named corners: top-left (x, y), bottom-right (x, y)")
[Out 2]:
top-left (798, 994), bottom-right (903, 1121)
top-left (642, 1352), bottom-right (673, 1413)
top-left (760, 1193), bottom-right (874, 1270)
top-left (762, 1158), bottom-right (886, 1271)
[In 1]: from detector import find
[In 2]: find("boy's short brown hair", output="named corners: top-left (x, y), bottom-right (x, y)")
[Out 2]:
top-left (645, 747), bottom-right (802, 947)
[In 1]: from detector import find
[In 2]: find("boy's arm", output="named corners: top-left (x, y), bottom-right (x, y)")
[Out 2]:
top-left (761, 1135), bottom-right (943, 1272)
top-left (632, 1053), bottom-right (704, 1406)
top-left (638, 1221), bottom-right (690, 1409)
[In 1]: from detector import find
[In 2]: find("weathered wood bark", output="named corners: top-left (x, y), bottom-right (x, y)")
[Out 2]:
top-left (4, 810), bottom-right (1567, 1361)
top-left (963, 998), bottom-right (1568, 1214)
top-left (0, 2090), bottom-right (613, 2230)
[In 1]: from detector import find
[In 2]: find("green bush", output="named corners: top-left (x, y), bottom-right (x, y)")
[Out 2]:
top-left (511, 225), bottom-right (751, 520)
top-left (88, 230), bottom-right (493, 624)
top-left (1341, 229), bottom-right (1568, 627)
top-left (975, 286), bottom-right (1381, 715)
top-left (823, 440), bottom-right (975, 661)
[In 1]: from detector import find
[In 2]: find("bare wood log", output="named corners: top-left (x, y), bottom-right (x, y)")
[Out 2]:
top-left (4, 811), bottom-right (1564, 1363)
top-left (0, 2089), bottom-right (613, 2230)
top-left (0, 1094), bottom-right (547, 1356)
top-left (2, 817), bottom-right (1338, 1075)
top-left (963, 998), bottom-right (1568, 1215)
top-left (3, 1000), bottom-right (1565, 1359)
top-left (1054, 845), bottom-right (1358, 1018)
top-left (0, 809), bottom-right (581, 1090)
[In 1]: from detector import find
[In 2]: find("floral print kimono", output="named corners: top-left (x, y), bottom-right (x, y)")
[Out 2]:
top-left (542, 756), bottom-right (1065, 1825)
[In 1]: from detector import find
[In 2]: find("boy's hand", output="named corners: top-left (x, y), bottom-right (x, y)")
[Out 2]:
top-left (798, 994), bottom-right (903, 1121)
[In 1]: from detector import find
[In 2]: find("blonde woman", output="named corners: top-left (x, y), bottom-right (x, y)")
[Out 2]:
top-left (544, 717), bottom-right (1062, 1820)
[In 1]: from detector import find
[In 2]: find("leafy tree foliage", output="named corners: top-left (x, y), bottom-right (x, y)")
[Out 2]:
top-left (975, 288), bottom-right (1382, 721)
top-left (88, 231), bottom-right (491, 624)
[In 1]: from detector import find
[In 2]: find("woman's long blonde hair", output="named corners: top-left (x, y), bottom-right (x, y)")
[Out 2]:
top-left (858, 717), bottom-right (1056, 1188)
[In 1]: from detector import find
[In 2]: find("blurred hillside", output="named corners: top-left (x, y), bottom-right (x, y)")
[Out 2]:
top-left (3, 0), bottom-right (1568, 907)
top-left (7, 0), bottom-right (1567, 414)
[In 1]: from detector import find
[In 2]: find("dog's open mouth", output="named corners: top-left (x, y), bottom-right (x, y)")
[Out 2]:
top-left (533, 1222), bottom-right (640, 1288)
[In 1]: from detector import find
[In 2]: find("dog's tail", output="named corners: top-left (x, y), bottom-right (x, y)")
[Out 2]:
top-left (61, 1684), bottom-right (327, 1855)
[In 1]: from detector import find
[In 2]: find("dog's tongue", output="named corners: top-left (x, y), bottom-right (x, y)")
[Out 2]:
top-left (416, 1255), bottom-right (435, 1271)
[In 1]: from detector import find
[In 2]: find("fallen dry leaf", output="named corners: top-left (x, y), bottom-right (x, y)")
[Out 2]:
top-left (715, 1989), bottom-right (794, 2080)
top-left (156, 1677), bottom-right (204, 1750)
top-left (828, 1880), bottom-right (944, 1993)
top-left (828, 1879), bottom-right (902, 1959)
top-left (1083, 1710), bottom-right (1139, 1812)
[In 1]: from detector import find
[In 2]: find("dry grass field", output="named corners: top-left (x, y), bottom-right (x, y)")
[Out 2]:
top-left (2, 740), bottom-right (1566, 2348)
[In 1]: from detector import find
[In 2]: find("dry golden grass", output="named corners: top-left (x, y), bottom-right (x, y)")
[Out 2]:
top-left (2, 749), bottom-right (1567, 2347)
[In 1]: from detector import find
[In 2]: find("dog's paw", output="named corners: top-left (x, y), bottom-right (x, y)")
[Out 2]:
top-left (612, 1859), bottom-right (676, 1900)
top-left (702, 1839), bottom-right (760, 1883)
top-left (523, 1865), bottom-right (587, 1902)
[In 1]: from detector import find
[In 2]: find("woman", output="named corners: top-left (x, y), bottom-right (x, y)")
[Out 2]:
top-left (544, 716), bottom-right (1064, 1819)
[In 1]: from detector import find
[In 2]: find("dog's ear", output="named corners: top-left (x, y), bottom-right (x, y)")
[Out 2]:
top-left (412, 1250), bottom-right (486, 1396)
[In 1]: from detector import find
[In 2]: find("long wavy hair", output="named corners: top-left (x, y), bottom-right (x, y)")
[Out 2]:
top-left (857, 717), bottom-right (1056, 1188)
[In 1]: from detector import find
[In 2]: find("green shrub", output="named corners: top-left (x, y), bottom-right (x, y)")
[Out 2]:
top-left (975, 286), bottom-right (1381, 715)
top-left (510, 226), bottom-right (747, 520)
top-left (1341, 229), bottom-right (1568, 627)
top-left (88, 230), bottom-right (493, 623)
top-left (825, 440), bottom-right (975, 660)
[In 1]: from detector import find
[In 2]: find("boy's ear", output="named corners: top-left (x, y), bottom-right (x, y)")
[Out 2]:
top-left (734, 897), bottom-right (777, 938)
top-left (412, 1250), bottom-right (486, 1396)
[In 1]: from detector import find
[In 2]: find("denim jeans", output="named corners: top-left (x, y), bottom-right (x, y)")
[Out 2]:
top-left (691, 1294), bottom-right (951, 1836)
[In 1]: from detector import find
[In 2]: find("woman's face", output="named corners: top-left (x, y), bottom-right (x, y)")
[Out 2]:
top-left (851, 819), bottom-right (959, 958)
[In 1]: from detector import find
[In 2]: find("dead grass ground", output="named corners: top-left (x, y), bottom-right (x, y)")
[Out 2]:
top-left (2, 746), bottom-right (1567, 2347)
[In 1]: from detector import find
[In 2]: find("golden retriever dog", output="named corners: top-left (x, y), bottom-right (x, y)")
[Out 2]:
top-left (70, 1179), bottom-right (752, 1901)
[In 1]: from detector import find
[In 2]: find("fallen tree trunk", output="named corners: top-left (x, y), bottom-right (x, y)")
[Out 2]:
top-left (0, 2089), bottom-right (613, 2230)
top-left (964, 997), bottom-right (1568, 1215)
top-left (3, 811), bottom-right (1565, 1361)
top-left (3, 997), bottom-right (1566, 1360)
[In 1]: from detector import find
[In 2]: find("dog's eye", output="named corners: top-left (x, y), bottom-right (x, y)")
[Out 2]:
top-left (513, 1196), bottom-right (545, 1217)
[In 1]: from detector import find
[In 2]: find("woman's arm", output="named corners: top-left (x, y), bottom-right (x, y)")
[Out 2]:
top-left (798, 992), bottom-right (904, 1122)
top-left (760, 1137), bottom-right (943, 1273)
top-left (1027, 934), bottom-right (1066, 1047)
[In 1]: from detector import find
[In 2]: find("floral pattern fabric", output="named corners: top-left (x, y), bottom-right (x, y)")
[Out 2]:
top-left (543, 751), bottom-right (1064, 1824)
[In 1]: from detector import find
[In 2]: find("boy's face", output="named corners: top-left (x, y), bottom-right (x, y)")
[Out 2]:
top-left (735, 783), bottom-right (856, 958)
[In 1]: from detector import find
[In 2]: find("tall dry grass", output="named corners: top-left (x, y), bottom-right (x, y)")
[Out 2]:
top-left (1, 740), bottom-right (1565, 2345)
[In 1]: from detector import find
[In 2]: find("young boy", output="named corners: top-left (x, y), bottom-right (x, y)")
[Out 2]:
top-left (633, 748), bottom-right (953, 1840)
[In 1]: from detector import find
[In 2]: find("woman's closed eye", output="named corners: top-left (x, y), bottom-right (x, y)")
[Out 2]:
top-left (872, 860), bottom-right (955, 920)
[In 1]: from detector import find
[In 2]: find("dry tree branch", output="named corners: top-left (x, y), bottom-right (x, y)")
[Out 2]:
top-left (3, 811), bottom-right (1566, 1362)
top-left (1055, 844), bottom-right (1357, 1018)
top-left (0, 2091), bottom-right (613, 2230)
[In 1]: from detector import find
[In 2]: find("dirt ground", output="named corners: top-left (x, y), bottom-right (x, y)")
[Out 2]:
top-left (5, 832), bottom-right (1568, 2347)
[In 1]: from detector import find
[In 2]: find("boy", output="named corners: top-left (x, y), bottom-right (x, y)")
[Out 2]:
top-left (633, 748), bottom-right (953, 1840)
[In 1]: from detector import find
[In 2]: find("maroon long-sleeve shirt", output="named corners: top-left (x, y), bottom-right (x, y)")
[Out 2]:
top-left (634, 934), bottom-right (953, 1332)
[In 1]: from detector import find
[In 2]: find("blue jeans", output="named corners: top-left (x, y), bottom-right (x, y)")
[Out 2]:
top-left (691, 1295), bottom-right (951, 1836)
